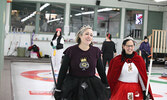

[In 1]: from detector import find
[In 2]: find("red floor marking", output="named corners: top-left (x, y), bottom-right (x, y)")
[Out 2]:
top-left (21, 70), bottom-right (99, 82)
top-left (21, 70), bottom-right (56, 82)
top-left (159, 77), bottom-right (167, 80)
top-left (29, 91), bottom-right (52, 95)
top-left (153, 93), bottom-right (163, 97)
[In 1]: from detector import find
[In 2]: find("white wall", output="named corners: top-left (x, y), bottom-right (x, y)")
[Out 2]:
top-left (4, 32), bottom-right (142, 57)
top-left (4, 33), bottom-right (31, 56)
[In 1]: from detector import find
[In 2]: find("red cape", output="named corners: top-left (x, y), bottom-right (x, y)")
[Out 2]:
top-left (107, 52), bottom-right (154, 100)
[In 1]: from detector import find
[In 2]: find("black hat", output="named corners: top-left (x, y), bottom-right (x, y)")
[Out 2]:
top-left (144, 36), bottom-right (148, 39)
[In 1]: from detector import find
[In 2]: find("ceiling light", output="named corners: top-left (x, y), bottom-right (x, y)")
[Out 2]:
top-left (82, 11), bottom-right (94, 15)
top-left (21, 3), bottom-right (50, 22)
top-left (75, 13), bottom-right (82, 16)
top-left (81, 7), bottom-right (84, 10)
top-left (47, 18), bottom-right (61, 23)
top-left (40, 3), bottom-right (50, 11)
top-left (98, 8), bottom-right (113, 12)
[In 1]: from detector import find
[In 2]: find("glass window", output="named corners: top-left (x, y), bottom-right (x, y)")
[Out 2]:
top-left (11, 2), bottom-right (36, 33)
top-left (125, 10), bottom-right (143, 39)
top-left (70, 5), bottom-right (94, 34)
top-left (39, 3), bottom-right (65, 33)
top-left (97, 7), bottom-right (121, 37)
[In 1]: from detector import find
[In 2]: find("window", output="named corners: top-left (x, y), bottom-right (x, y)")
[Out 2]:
top-left (11, 2), bottom-right (36, 33)
top-left (39, 3), bottom-right (65, 33)
top-left (70, 5), bottom-right (94, 35)
top-left (97, 7), bottom-right (121, 37)
top-left (125, 10), bottom-right (144, 39)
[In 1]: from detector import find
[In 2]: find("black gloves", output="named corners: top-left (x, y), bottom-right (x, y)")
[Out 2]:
top-left (143, 91), bottom-right (150, 100)
top-left (143, 91), bottom-right (146, 100)
top-left (50, 42), bottom-right (53, 46)
top-left (53, 88), bottom-right (62, 100)
top-left (105, 85), bottom-right (111, 99)
top-left (148, 55), bottom-right (152, 59)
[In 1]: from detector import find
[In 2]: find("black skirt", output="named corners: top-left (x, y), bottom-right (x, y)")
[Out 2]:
top-left (60, 74), bottom-right (109, 100)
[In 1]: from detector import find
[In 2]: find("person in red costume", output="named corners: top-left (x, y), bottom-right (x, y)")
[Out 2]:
top-left (107, 36), bottom-right (154, 100)
top-left (28, 44), bottom-right (41, 58)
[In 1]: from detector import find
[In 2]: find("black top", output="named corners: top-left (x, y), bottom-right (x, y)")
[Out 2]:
top-left (56, 44), bottom-right (108, 89)
top-left (101, 41), bottom-right (116, 58)
top-left (50, 37), bottom-right (64, 49)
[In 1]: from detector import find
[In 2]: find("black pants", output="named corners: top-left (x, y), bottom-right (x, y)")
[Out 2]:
top-left (103, 56), bottom-right (113, 71)
top-left (142, 53), bottom-right (149, 72)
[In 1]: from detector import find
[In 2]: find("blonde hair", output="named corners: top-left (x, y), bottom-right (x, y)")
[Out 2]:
top-left (76, 25), bottom-right (92, 44)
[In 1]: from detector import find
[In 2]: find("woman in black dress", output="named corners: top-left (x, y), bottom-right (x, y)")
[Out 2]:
top-left (101, 33), bottom-right (116, 71)
top-left (53, 25), bottom-right (110, 100)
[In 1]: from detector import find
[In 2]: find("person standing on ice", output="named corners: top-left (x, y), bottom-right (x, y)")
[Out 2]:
top-left (139, 36), bottom-right (151, 72)
top-left (53, 25), bottom-right (110, 100)
top-left (101, 33), bottom-right (117, 72)
top-left (107, 36), bottom-right (154, 100)
top-left (50, 28), bottom-right (64, 71)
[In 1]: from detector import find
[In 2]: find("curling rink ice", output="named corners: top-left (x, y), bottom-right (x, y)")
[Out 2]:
top-left (11, 62), bottom-right (167, 100)
top-left (11, 62), bottom-right (56, 100)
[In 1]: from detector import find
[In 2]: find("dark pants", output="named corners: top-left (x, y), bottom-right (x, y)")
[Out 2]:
top-left (103, 56), bottom-right (113, 71)
top-left (142, 53), bottom-right (149, 72)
